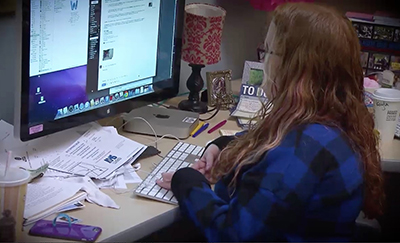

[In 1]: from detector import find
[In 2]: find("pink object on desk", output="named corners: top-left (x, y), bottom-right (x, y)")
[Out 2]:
top-left (208, 120), bottom-right (227, 134)
top-left (364, 77), bottom-right (380, 89)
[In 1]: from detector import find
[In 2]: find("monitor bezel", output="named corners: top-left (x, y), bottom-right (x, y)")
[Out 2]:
top-left (19, 0), bottom-right (184, 142)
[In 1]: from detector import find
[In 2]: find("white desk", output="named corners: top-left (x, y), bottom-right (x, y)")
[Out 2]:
top-left (20, 79), bottom-right (400, 242)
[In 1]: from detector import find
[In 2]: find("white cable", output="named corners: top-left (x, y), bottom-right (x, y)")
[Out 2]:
top-left (118, 115), bottom-right (181, 149)
top-left (118, 116), bottom-right (158, 148)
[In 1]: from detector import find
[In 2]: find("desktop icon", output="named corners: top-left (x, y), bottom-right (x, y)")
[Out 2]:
top-left (140, 87), bottom-right (144, 93)
top-left (90, 99), bottom-right (95, 107)
top-left (85, 101), bottom-right (90, 108)
top-left (135, 88), bottom-right (139, 95)
top-left (105, 96), bottom-right (110, 102)
top-left (128, 90), bottom-right (134, 97)
top-left (124, 91), bottom-right (128, 98)
top-left (74, 104), bottom-right (79, 111)
top-left (100, 97), bottom-right (105, 104)
top-left (68, 105), bottom-right (74, 113)
top-left (63, 107), bottom-right (68, 114)
top-left (119, 92), bottom-right (124, 98)
top-left (79, 103), bottom-right (84, 110)
top-left (149, 84), bottom-right (153, 91)
top-left (95, 98), bottom-right (100, 106)
top-left (38, 96), bottom-right (46, 104)
top-left (57, 109), bottom-right (63, 116)
top-left (114, 93), bottom-right (119, 99)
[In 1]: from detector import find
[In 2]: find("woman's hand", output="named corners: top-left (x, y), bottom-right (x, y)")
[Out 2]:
top-left (198, 144), bottom-right (221, 179)
top-left (156, 144), bottom-right (221, 190)
top-left (156, 172), bottom-right (174, 190)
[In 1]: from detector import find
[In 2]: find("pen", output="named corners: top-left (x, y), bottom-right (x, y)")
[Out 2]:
top-left (190, 121), bottom-right (205, 136)
top-left (208, 120), bottom-right (227, 134)
top-left (192, 123), bottom-right (209, 138)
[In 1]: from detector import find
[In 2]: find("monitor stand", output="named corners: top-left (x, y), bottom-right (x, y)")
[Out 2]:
top-left (122, 106), bottom-right (200, 139)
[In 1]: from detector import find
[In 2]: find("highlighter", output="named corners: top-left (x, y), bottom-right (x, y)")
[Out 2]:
top-left (190, 121), bottom-right (205, 136)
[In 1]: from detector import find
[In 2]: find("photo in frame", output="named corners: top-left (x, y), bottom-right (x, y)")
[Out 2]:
top-left (206, 70), bottom-right (235, 109)
top-left (242, 61), bottom-right (264, 86)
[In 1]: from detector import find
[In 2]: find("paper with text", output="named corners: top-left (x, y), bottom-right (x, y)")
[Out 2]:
top-left (49, 125), bottom-right (146, 179)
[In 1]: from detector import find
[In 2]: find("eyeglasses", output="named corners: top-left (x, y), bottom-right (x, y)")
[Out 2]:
top-left (264, 43), bottom-right (281, 56)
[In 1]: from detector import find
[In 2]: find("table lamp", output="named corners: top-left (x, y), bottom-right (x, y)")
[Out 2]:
top-left (178, 3), bottom-right (226, 114)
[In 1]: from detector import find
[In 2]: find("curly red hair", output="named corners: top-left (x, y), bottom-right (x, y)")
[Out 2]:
top-left (211, 3), bottom-right (384, 218)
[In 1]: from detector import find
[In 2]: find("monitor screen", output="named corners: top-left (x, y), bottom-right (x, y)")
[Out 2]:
top-left (20, 0), bottom-right (182, 140)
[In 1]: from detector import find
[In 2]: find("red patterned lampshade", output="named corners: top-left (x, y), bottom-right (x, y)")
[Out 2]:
top-left (182, 4), bottom-right (226, 65)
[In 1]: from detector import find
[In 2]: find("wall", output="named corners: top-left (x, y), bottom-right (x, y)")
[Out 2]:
top-left (0, 15), bottom-right (17, 124)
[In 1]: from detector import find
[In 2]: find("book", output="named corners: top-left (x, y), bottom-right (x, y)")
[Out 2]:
top-left (219, 129), bottom-right (242, 136)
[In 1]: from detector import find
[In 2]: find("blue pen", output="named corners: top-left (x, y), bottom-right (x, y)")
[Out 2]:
top-left (192, 123), bottom-right (209, 138)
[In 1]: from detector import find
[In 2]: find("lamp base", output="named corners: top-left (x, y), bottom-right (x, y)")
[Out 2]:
top-left (178, 100), bottom-right (208, 114)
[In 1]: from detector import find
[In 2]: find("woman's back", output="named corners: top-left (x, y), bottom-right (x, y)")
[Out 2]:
top-left (209, 124), bottom-right (363, 241)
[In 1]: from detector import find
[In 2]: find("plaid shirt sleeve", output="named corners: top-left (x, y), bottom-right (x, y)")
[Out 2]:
top-left (171, 125), bottom-right (363, 242)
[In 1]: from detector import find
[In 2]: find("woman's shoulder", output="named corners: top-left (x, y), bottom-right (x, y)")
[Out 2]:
top-left (277, 123), bottom-right (358, 166)
top-left (281, 123), bottom-right (348, 147)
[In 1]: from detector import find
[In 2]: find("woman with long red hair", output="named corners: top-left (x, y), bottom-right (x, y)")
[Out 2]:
top-left (157, 2), bottom-right (385, 241)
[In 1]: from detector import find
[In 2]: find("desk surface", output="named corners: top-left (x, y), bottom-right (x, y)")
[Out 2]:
top-left (21, 79), bottom-right (400, 242)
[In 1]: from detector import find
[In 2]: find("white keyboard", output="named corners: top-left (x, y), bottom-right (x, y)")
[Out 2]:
top-left (134, 142), bottom-right (205, 204)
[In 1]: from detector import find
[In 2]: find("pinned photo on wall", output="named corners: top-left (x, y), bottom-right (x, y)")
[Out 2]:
top-left (373, 26), bottom-right (394, 41)
top-left (391, 56), bottom-right (400, 71)
top-left (360, 52), bottom-right (369, 68)
top-left (368, 53), bottom-right (390, 70)
top-left (358, 24), bottom-right (373, 39)
top-left (242, 61), bottom-right (264, 86)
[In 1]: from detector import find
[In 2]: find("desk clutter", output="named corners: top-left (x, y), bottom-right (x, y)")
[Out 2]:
top-left (0, 120), bottom-right (145, 230)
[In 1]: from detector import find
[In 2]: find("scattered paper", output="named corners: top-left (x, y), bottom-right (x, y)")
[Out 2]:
top-left (0, 121), bottom-right (99, 172)
top-left (63, 176), bottom-right (120, 209)
top-left (49, 125), bottom-right (146, 179)
top-left (24, 178), bottom-right (83, 219)
top-left (123, 165), bottom-right (142, 184)
top-left (57, 201), bottom-right (85, 213)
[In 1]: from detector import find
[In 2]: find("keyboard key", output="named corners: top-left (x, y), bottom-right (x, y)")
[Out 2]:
top-left (193, 146), bottom-right (201, 155)
top-left (174, 142), bottom-right (183, 150)
top-left (148, 189), bottom-right (159, 197)
top-left (198, 148), bottom-right (204, 156)
top-left (179, 143), bottom-right (189, 152)
top-left (186, 145), bottom-right (196, 154)
top-left (142, 187), bottom-right (151, 194)
top-left (171, 197), bottom-right (178, 203)
top-left (179, 153), bottom-right (188, 160)
top-left (172, 152), bottom-right (180, 159)
top-left (156, 190), bottom-right (167, 198)
top-left (164, 191), bottom-right (174, 200)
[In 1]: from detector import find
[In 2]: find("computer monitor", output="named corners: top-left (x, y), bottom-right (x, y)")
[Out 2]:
top-left (16, 0), bottom-right (184, 141)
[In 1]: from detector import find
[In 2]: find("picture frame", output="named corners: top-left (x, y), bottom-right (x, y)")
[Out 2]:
top-left (242, 61), bottom-right (264, 86)
top-left (206, 70), bottom-right (235, 109)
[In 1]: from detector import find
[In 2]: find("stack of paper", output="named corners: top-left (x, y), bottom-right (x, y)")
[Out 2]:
top-left (0, 120), bottom-right (147, 225)
top-left (24, 178), bottom-right (86, 225)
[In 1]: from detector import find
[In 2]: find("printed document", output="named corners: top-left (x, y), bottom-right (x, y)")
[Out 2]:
top-left (49, 125), bottom-right (146, 179)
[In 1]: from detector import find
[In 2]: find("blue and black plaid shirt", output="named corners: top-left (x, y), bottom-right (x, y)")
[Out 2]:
top-left (171, 124), bottom-right (364, 242)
